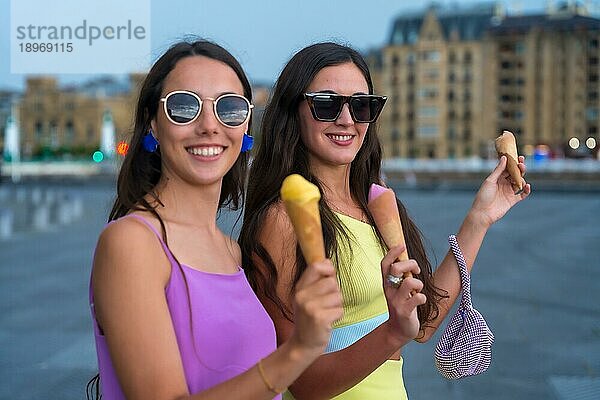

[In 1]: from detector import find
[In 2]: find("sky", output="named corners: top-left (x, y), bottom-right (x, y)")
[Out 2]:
top-left (0, 0), bottom-right (581, 91)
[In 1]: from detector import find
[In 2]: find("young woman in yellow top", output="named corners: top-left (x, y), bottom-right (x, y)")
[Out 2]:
top-left (239, 42), bottom-right (530, 399)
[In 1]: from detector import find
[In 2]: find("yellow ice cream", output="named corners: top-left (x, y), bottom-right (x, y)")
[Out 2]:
top-left (280, 174), bottom-right (320, 203)
top-left (280, 174), bottom-right (325, 264)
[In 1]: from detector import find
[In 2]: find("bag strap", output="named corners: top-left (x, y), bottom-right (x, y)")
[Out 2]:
top-left (448, 235), bottom-right (472, 310)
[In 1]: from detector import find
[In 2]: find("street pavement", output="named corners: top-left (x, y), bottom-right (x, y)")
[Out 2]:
top-left (0, 181), bottom-right (598, 399)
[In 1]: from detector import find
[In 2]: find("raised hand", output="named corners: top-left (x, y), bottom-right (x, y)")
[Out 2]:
top-left (290, 259), bottom-right (344, 355)
top-left (470, 155), bottom-right (531, 228)
top-left (380, 245), bottom-right (427, 342)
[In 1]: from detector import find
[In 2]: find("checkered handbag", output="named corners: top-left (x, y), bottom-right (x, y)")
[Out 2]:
top-left (434, 235), bottom-right (494, 379)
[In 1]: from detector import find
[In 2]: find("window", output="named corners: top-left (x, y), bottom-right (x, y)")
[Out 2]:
top-left (515, 111), bottom-right (524, 121)
top-left (419, 106), bottom-right (439, 118)
top-left (421, 50), bottom-right (440, 62)
top-left (464, 51), bottom-right (472, 64)
top-left (87, 125), bottom-right (95, 141)
top-left (449, 51), bottom-right (456, 64)
top-left (418, 125), bottom-right (439, 137)
top-left (419, 88), bottom-right (438, 99)
top-left (447, 127), bottom-right (456, 139)
top-left (35, 121), bottom-right (43, 138)
top-left (464, 70), bottom-right (472, 83)
top-left (515, 42), bottom-right (525, 54)
top-left (586, 107), bottom-right (599, 120)
top-left (65, 121), bottom-right (74, 143)
top-left (464, 90), bottom-right (471, 102)
top-left (425, 69), bottom-right (439, 80)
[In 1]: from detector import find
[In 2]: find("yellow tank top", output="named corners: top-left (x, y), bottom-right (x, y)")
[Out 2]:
top-left (283, 213), bottom-right (408, 400)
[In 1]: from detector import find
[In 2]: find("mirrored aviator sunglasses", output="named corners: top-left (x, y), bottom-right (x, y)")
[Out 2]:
top-left (160, 90), bottom-right (253, 128)
top-left (304, 92), bottom-right (387, 123)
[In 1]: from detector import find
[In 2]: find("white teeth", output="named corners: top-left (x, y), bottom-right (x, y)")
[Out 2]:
top-left (187, 146), bottom-right (223, 156)
top-left (330, 135), bottom-right (352, 142)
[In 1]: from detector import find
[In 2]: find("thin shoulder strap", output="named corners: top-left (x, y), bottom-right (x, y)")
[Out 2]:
top-left (125, 214), bottom-right (178, 264)
top-left (89, 214), bottom-right (179, 333)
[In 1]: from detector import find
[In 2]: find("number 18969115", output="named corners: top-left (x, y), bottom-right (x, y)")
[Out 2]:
top-left (19, 42), bottom-right (73, 52)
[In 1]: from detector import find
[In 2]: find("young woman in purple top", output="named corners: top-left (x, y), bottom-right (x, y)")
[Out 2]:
top-left (88, 40), bottom-right (343, 400)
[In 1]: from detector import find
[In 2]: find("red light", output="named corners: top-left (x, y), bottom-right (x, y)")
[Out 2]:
top-left (117, 141), bottom-right (129, 156)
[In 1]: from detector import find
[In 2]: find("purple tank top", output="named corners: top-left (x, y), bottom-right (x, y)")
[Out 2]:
top-left (90, 215), bottom-right (279, 399)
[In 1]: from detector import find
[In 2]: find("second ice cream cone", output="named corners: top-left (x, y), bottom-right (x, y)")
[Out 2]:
top-left (495, 130), bottom-right (524, 194)
top-left (367, 185), bottom-right (413, 281)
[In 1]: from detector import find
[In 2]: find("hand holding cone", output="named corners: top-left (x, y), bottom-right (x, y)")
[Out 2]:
top-left (495, 130), bottom-right (525, 194)
top-left (367, 184), bottom-right (413, 283)
top-left (280, 174), bottom-right (325, 264)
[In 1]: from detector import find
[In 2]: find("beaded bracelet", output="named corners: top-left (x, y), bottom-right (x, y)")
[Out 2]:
top-left (257, 359), bottom-right (285, 394)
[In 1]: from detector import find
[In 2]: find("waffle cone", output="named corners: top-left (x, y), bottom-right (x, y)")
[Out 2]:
top-left (284, 200), bottom-right (325, 265)
top-left (367, 188), bottom-right (412, 279)
top-left (495, 131), bottom-right (524, 194)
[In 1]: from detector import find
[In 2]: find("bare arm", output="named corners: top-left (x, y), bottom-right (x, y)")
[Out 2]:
top-left (93, 218), bottom-right (340, 400)
top-left (417, 156), bottom-right (531, 342)
top-left (257, 204), bottom-right (424, 400)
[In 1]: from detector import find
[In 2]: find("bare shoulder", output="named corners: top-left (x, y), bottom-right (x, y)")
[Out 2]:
top-left (258, 201), bottom-right (297, 281)
top-left (93, 216), bottom-right (171, 289)
top-left (262, 201), bottom-right (294, 239)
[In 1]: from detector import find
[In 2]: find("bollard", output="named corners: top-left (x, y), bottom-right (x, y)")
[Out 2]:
top-left (31, 203), bottom-right (50, 230)
top-left (30, 187), bottom-right (43, 205)
top-left (0, 187), bottom-right (10, 202)
top-left (55, 200), bottom-right (73, 224)
top-left (15, 187), bottom-right (27, 203)
top-left (44, 190), bottom-right (57, 204)
top-left (70, 195), bottom-right (84, 219)
top-left (0, 208), bottom-right (13, 239)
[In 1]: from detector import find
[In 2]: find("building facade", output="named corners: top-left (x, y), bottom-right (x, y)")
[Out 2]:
top-left (18, 75), bottom-right (142, 159)
top-left (373, 2), bottom-right (600, 159)
top-left (11, 74), bottom-right (269, 160)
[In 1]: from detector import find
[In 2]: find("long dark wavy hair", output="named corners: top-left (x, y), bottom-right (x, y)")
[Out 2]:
top-left (87, 39), bottom-right (252, 399)
top-left (238, 42), bottom-right (446, 332)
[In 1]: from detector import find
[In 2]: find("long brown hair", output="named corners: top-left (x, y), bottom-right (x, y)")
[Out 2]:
top-left (238, 42), bottom-right (446, 330)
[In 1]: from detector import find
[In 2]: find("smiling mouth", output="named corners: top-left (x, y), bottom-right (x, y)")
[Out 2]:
top-left (326, 134), bottom-right (354, 144)
top-left (186, 146), bottom-right (224, 157)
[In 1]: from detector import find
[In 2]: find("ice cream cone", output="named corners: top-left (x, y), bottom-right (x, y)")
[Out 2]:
top-left (368, 184), bottom-right (413, 280)
top-left (281, 174), bottom-right (325, 264)
top-left (495, 130), bottom-right (524, 194)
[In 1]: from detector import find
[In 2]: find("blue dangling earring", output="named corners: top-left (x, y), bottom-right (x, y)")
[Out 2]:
top-left (241, 133), bottom-right (254, 153)
top-left (142, 130), bottom-right (159, 153)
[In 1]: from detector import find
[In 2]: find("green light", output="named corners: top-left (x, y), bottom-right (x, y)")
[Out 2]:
top-left (92, 151), bottom-right (104, 163)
